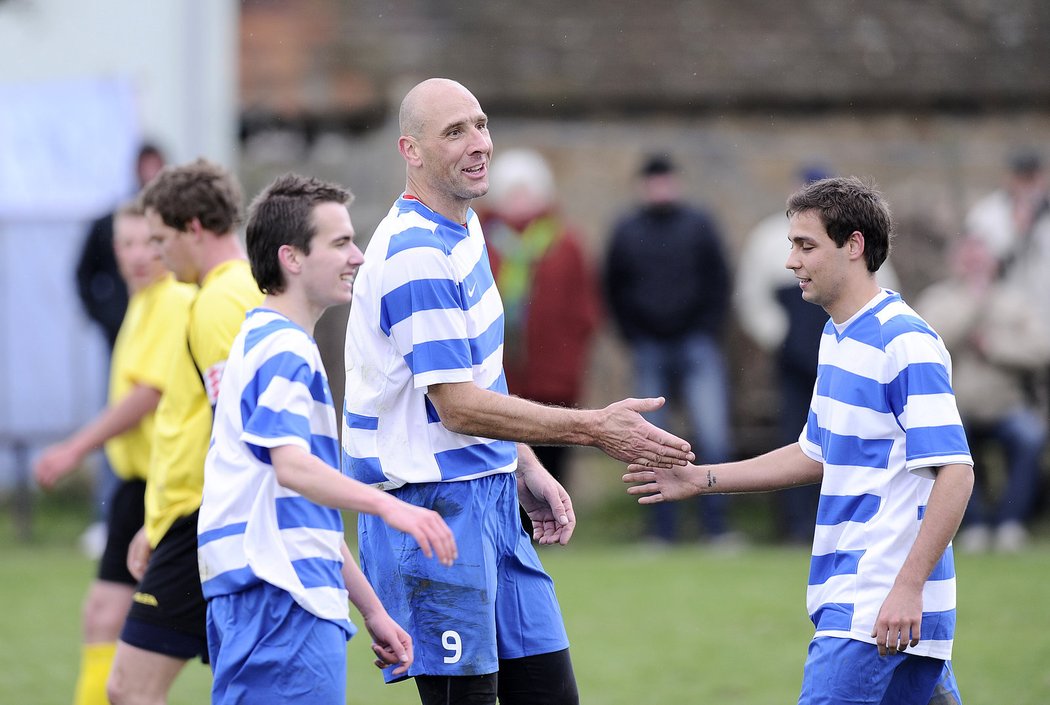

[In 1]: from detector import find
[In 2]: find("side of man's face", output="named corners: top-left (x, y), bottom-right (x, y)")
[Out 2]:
top-left (145, 207), bottom-right (198, 284)
top-left (298, 201), bottom-right (365, 309)
top-left (785, 209), bottom-right (852, 313)
top-left (114, 213), bottom-right (166, 294)
top-left (415, 86), bottom-right (493, 204)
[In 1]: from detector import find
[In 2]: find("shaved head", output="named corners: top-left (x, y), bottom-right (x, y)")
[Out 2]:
top-left (399, 78), bottom-right (473, 138)
top-left (396, 78), bottom-right (492, 223)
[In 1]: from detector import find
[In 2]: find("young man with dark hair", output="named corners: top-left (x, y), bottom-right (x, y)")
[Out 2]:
top-left (626, 176), bottom-right (974, 705)
top-left (107, 159), bottom-right (264, 705)
top-left (198, 173), bottom-right (456, 704)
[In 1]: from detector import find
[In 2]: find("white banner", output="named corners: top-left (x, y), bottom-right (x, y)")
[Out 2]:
top-left (0, 78), bottom-right (139, 485)
top-left (0, 78), bottom-right (139, 220)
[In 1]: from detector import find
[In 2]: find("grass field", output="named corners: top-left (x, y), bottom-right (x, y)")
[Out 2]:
top-left (3, 489), bottom-right (1048, 704)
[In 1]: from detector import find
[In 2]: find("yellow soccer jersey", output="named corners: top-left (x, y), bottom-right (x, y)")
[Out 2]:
top-left (145, 259), bottom-right (263, 547)
top-left (104, 274), bottom-right (196, 481)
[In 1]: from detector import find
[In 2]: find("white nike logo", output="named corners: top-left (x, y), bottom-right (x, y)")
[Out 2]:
top-left (467, 282), bottom-right (477, 297)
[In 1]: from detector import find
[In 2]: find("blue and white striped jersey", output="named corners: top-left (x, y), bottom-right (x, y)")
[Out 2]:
top-left (198, 308), bottom-right (354, 636)
top-left (342, 196), bottom-right (517, 489)
top-left (799, 289), bottom-right (972, 660)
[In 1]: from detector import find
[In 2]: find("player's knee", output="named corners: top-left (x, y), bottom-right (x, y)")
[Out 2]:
top-left (106, 669), bottom-right (129, 705)
top-left (106, 660), bottom-right (154, 705)
top-left (81, 590), bottom-right (129, 642)
top-left (82, 604), bottom-right (124, 643)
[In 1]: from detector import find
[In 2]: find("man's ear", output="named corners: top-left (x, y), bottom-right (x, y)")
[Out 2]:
top-left (848, 230), bottom-right (866, 260)
top-left (186, 217), bottom-right (205, 241)
top-left (399, 135), bottom-right (421, 167)
top-left (277, 244), bottom-right (302, 275)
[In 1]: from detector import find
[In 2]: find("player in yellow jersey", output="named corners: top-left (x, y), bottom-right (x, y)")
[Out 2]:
top-left (106, 159), bottom-right (264, 705)
top-left (34, 202), bottom-right (195, 705)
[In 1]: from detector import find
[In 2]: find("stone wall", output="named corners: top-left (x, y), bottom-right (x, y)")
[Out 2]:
top-left (240, 0), bottom-right (1050, 120)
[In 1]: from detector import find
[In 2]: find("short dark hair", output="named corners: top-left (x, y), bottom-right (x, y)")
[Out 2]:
top-left (786, 176), bottom-right (892, 272)
top-left (1008, 148), bottom-right (1042, 177)
top-left (137, 142), bottom-right (165, 165)
top-left (140, 158), bottom-right (243, 235)
top-left (639, 153), bottom-right (676, 177)
top-left (246, 173), bottom-right (353, 295)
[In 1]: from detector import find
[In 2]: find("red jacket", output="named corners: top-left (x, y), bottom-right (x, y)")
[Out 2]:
top-left (484, 215), bottom-right (602, 407)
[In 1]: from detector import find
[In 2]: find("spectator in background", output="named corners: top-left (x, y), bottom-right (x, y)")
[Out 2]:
top-left (966, 149), bottom-right (1050, 421)
top-left (916, 236), bottom-right (1050, 553)
top-left (74, 143), bottom-right (167, 556)
top-left (77, 144), bottom-right (167, 348)
top-left (34, 202), bottom-right (195, 705)
top-left (481, 149), bottom-right (601, 486)
top-left (966, 149), bottom-right (1050, 332)
top-left (604, 154), bottom-right (739, 547)
top-left (735, 166), bottom-right (901, 544)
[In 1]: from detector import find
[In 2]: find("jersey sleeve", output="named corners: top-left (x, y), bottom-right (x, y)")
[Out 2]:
top-left (885, 329), bottom-right (972, 471)
top-left (798, 410), bottom-right (824, 463)
top-left (379, 241), bottom-right (473, 389)
top-left (240, 330), bottom-right (328, 454)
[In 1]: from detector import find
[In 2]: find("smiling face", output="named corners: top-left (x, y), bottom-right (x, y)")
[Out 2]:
top-left (296, 201), bottom-right (364, 311)
top-left (785, 209), bottom-right (855, 319)
top-left (400, 79), bottom-right (492, 222)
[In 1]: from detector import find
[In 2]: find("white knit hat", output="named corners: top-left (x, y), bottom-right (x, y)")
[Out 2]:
top-left (486, 148), bottom-right (555, 210)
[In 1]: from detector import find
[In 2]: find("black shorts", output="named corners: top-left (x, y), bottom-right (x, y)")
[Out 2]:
top-left (98, 479), bottom-right (146, 585)
top-left (121, 510), bottom-right (208, 662)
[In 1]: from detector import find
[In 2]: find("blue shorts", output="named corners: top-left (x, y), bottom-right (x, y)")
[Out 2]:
top-left (207, 582), bottom-right (351, 705)
top-left (359, 472), bottom-right (569, 681)
top-left (798, 637), bottom-right (961, 705)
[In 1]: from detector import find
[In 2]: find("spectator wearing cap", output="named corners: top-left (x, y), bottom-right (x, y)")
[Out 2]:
top-left (479, 149), bottom-right (602, 487)
top-left (604, 153), bottom-right (741, 547)
top-left (734, 166), bottom-right (901, 543)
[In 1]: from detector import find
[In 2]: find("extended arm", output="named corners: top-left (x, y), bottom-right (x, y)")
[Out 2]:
top-left (623, 443), bottom-right (823, 502)
top-left (340, 541), bottom-right (413, 675)
top-left (34, 384), bottom-right (161, 489)
top-left (426, 381), bottom-right (693, 467)
top-left (270, 445), bottom-right (457, 566)
top-left (871, 463), bottom-right (974, 656)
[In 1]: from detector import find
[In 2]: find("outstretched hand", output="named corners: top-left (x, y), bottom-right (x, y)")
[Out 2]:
top-left (596, 398), bottom-right (694, 467)
top-left (517, 466), bottom-right (576, 546)
top-left (381, 501), bottom-right (458, 566)
top-left (622, 462), bottom-right (707, 504)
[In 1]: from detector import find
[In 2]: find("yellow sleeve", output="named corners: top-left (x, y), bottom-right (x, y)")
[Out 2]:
top-left (188, 261), bottom-right (264, 405)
